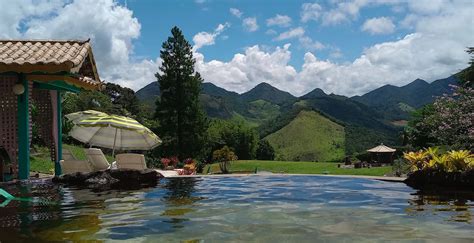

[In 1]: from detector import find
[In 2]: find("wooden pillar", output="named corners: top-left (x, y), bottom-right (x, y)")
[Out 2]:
top-left (17, 74), bottom-right (29, 180)
top-left (55, 90), bottom-right (62, 176)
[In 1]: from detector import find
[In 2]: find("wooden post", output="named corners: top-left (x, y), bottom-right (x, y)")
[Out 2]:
top-left (17, 74), bottom-right (29, 180)
top-left (55, 90), bottom-right (62, 176)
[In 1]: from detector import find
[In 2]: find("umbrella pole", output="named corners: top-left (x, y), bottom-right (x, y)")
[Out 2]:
top-left (112, 128), bottom-right (118, 157)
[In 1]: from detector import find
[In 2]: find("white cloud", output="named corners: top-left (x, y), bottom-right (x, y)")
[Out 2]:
top-left (301, 2), bottom-right (322, 23)
top-left (361, 17), bottom-right (395, 35)
top-left (195, 1), bottom-right (472, 97)
top-left (407, 0), bottom-right (444, 14)
top-left (300, 0), bottom-right (388, 26)
top-left (242, 17), bottom-right (259, 32)
top-left (195, 44), bottom-right (297, 93)
top-left (274, 27), bottom-right (305, 41)
top-left (266, 14), bottom-right (292, 27)
top-left (299, 36), bottom-right (325, 51)
top-left (229, 8), bottom-right (242, 18)
top-left (192, 22), bottom-right (230, 50)
top-left (0, 0), bottom-right (225, 91)
top-left (265, 29), bottom-right (277, 35)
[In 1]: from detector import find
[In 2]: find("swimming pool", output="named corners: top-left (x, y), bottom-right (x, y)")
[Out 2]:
top-left (0, 175), bottom-right (473, 241)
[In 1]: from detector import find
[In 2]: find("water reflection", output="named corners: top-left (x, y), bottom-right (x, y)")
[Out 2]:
top-left (407, 190), bottom-right (474, 223)
top-left (0, 176), bottom-right (473, 241)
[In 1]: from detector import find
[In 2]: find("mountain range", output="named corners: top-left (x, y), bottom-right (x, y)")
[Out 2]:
top-left (136, 73), bottom-right (458, 161)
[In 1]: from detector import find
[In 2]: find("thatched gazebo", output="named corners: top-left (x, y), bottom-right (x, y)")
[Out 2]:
top-left (367, 144), bottom-right (396, 164)
top-left (0, 39), bottom-right (103, 180)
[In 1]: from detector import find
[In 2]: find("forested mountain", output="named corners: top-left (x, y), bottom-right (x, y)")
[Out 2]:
top-left (351, 75), bottom-right (458, 121)
top-left (135, 72), bottom-right (458, 158)
top-left (240, 82), bottom-right (296, 105)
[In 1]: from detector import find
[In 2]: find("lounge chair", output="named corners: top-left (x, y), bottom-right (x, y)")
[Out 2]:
top-left (84, 148), bottom-right (111, 171)
top-left (60, 160), bottom-right (93, 174)
top-left (60, 149), bottom-right (93, 174)
top-left (115, 153), bottom-right (147, 170)
top-left (62, 148), bottom-right (78, 161)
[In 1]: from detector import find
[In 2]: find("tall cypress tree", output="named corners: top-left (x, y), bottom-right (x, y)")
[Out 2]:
top-left (154, 26), bottom-right (207, 159)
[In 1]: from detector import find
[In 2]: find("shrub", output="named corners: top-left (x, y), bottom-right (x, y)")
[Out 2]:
top-left (256, 140), bottom-right (275, 160)
top-left (161, 158), bottom-right (171, 168)
top-left (212, 146), bottom-right (238, 174)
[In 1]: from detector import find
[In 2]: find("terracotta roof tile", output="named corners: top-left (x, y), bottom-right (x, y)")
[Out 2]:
top-left (0, 39), bottom-right (102, 90)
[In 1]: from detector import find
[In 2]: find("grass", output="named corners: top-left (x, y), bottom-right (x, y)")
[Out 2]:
top-left (30, 144), bottom-right (391, 177)
top-left (30, 143), bottom-right (114, 174)
top-left (265, 110), bottom-right (345, 162)
top-left (204, 160), bottom-right (393, 176)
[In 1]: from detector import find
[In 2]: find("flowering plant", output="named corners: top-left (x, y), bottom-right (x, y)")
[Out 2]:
top-left (160, 158), bottom-right (171, 168)
top-left (183, 158), bottom-right (197, 175)
top-left (170, 156), bottom-right (179, 167)
top-left (184, 158), bottom-right (195, 164)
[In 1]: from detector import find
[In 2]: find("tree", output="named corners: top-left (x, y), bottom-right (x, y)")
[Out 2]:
top-left (102, 83), bottom-right (140, 117)
top-left (62, 90), bottom-right (114, 115)
top-left (206, 119), bottom-right (258, 160)
top-left (406, 85), bottom-right (473, 151)
top-left (404, 104), bottom-right (438, 149)
top-left (457, 47), bottom-right (473, 88)
top-left (256, 139), bottom-right (275, 160)
top-left (154, 27), bottom-right (208, 159)
top-left (212, 146), bottom-right (238, 174)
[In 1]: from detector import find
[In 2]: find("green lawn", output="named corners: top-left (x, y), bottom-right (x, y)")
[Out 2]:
top-left (204, 160), bottom-right (393, 176)
top-left (31, 144), bottom-right (392, 177)
top-left (30, 144), bottom-right (114, 174)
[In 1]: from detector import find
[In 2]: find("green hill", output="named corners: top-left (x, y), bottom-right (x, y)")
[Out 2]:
top-left (265, 110), bottom-right (345, 162)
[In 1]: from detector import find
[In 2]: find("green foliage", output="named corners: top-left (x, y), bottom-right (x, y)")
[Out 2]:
top-left (101, 83), bottom-right (141, 118)
top-left (456, 47), bottom-right (474, 88)
top-left (256, 139), bottom-right (275, 160)
top-left (204, 160), bottom-right (393, 176)
top-left (265, 110), bottom-right (345, 162)
top-left (154, 26), bottom-right (208, 159)
top-left (345, 126), bottom-right (399, 156)
top-left (207, 119), bottom-right (258, 160)
top-left (212, 146), bottom-right (238, 174)
top-left (62, 90), bottom-right (114, 115)
top-left (404, 104), bottom-right (438, 149)
top-left (406, 85), bottom-right (473, 150)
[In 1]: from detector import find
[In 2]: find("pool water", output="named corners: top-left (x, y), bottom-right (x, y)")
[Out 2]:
top-left (0, 175), bottom-right (473, 242)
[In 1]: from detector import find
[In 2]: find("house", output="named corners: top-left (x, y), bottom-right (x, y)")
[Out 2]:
top-left (0, 39), bottom-right (103, 180)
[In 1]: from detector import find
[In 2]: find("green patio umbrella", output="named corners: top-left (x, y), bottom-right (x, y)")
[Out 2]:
top-left (66, 110), bottom-right (161, 155)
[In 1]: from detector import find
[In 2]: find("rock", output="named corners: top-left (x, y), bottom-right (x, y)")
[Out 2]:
top-left (53, 169), bottom-right (162, 190)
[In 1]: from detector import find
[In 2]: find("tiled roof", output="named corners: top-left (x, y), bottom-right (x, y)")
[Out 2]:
top-left (0, 39), bottom-right (102, 90)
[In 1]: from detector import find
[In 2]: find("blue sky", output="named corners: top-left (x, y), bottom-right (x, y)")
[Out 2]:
top-left (1, 0), bottom-right (473, 96)
top-left (125, 0), bottom-right (410, 68)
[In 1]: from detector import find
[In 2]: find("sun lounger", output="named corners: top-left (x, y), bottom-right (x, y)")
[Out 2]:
top-left (154, 169), bottom-right (179, 177)
top-left (115, 153), bottom-right (147, 170)
top-left (62, 148), bottom-right (78, 161)
top-left (84, 148), bottom-right (111, 171)
top-left (59, 159), bottom-right (93, 174)
top-left (59, 149), bottom-right (93, 174)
